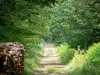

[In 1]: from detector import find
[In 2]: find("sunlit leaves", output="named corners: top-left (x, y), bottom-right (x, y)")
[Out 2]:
top-left (49, 0), bottom-right (100, 48)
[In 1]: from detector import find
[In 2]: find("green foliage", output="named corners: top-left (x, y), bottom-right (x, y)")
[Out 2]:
top-left (67, 51), bottom-right (85, 75)
top-left (67, 43), bottom-right (100, 75)
top-left (24, 42), bottom-right (45, 75)
top-left (1, 0), bottom-right (100, 75)
top-left (83, 65), bottom-right (100, 75)
top-left (86, 43), bottom-right (100, 65)
top-left (0, 0), bottom-right (50, 75)
top-left (57, 44), bottom-right (75, 64)
top-left (82, 43), bottom-right (100, 75)
top-left (50, 0), bottom-right (100, 49)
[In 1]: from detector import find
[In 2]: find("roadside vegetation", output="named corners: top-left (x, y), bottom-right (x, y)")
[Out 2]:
top-left (57, 44), bottom-right (75, 64)
top-left (0, 0), bottom-right (100, 75)
top-left (57, 43), bottom-right (100, 75)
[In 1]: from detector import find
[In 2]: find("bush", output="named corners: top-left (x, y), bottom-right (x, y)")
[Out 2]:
top-left (24, 41), bottom-right (45, 75)
top-left (83, 43), bottom-right (100, 75)
top-left (86, 43), bottom-right (100, 65)
top-left (67, 51), bottom-right (85, 75)
top-left (57, 43), bottom-right (75, 64)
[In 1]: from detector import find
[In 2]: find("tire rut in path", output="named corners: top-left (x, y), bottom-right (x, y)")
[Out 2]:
top-left (33, 44), bottom-right (68, 75)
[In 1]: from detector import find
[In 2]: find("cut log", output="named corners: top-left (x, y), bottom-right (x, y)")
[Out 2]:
top-left (0, 42), bottom-right (24, 75)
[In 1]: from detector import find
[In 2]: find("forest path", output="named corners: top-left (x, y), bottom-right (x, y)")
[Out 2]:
top-left (33, 44), bottom-right (68, 75)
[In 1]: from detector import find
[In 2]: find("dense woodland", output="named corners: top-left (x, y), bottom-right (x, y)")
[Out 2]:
top-left (0, 0), bottom-right (100, 75)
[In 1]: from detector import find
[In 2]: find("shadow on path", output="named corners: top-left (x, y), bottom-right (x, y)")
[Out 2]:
top-left (33, 44), bottom-right (68, 75)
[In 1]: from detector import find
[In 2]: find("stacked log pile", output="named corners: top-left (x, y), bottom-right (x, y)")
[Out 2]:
top-left (0, 42), bottom-right (24, 75)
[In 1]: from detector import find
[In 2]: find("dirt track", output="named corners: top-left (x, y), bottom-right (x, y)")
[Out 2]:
top-left (33, 44), bottom-right (68, 75)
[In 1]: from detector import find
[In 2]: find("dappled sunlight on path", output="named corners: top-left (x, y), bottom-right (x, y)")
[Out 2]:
top-left (33, 44), bottom-right (68, 75)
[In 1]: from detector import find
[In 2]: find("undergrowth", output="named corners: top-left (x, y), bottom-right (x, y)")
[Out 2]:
top-left (67, 43), bottom-right (100, 75)
top-left (82, 43), bottom-right (100, 75)
top-left (67, 51), bottom-right (85, 75)
top-left (24, 42), bottom-right (45, 75)
top-left (57, 44), bottom-right (75, 64)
